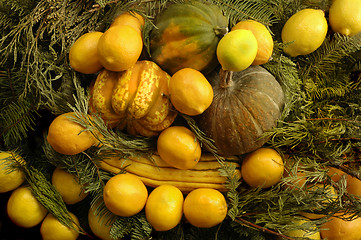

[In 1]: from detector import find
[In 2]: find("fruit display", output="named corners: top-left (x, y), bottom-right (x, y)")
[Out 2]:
top-left (0, 0), bottom-right (361, 240)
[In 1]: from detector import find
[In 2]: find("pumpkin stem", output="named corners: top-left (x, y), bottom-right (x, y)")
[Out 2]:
top-left (214, 27), bottom-right (229, 37)
top-left (219, 69), bottom-right (233, 88)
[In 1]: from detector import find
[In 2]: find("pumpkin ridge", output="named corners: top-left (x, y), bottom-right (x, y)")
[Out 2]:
top-left (235, 88), bottom-right (281, 132)
top-left (234, 91), bottom-right (263, 132)
top-left (128, 62), bottom-right (162, 119)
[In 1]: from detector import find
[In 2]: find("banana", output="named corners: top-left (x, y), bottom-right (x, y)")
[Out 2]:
top-left (100, 153), bottom-right (241, 192)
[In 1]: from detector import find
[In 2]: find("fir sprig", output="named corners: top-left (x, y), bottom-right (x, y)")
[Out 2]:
top-left (0, 100), bottom-right (39, 147)
top-left (25, 165), bottom-right (85, 234)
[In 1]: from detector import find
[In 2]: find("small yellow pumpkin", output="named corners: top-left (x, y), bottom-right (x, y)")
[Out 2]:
top-left (91, 60), bottom-right (177, 136)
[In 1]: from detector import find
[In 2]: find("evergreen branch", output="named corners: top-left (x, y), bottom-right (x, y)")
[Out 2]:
top-left (300, 33), bottom-right (361, 81)
top-left (25, 165), bottom-right (85, 234)
top-left (0, 100), bottom-right (39, 147)
top-left (213, 0), bottom-right (277, 28)
top-left (235, 218), bottom-right (295, 240)
top-left (110, 212), bottom-right (152, 239)
top-left (90, 0), bottom-right (123, 12)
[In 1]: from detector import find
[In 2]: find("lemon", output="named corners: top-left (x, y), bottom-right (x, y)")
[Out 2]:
top-left (47, 112), bottom-right (97, 155)
top-left (157, 126), bottom-right (201, 170)
top-left (320, 213), bottom-right (361, 240)
top-left (103, 173), bottom-right (148, 217)
top-left (231, 20), bottom-right (274, 65)
top-left (281, 9), bottom-right (328, 57)
top-left (69, 32), bottom-right (103, 74)
top-left (7, 186), bottom-right (48, 228)
top-left (110, 11), bottom-right (145, 34)
top-left (97, 25), bottom-right (143, 72)
top-left (241, 148), bottom-right (284, 189)
top-left (51, 167), bottom-right (88, 205)
top-left (216, 29), bottom-right (258, 72)
top-left (329, 0), bottom-right (361, 36)
top-left (169, 68), bottom-right (213, 116)
top-left (145, 185), bottom-right (184, 231)
top-left (0, 151), bottom-right (25, 193)
top-left (284, 218), bottom-right (321, 239)
top-left (183, 188), bottom-right (227, 228)
top-left (40, 212), bottom-right (80, 240)
top-left (88, 201), bottom-right (116, 240)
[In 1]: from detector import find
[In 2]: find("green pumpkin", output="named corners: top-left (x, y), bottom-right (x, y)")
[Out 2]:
top-left (150, 1), bottom-right (228, 75)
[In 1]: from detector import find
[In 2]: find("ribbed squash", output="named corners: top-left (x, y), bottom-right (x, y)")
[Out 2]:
top-left (99, 153), bottom-right (241, 193)
top-left (196, 66), bottom-right (285, 156)
top-left (91, 60), bottom-right (177, 137)
top-left (150, 1), bottom-right (228, 75)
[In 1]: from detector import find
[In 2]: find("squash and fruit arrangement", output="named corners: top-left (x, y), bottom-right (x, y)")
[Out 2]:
top-left (0, 0), bottom-right (361, 239)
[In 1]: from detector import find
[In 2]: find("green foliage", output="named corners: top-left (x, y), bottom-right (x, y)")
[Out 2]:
top-left (1, 0), bottom-right (361, 239)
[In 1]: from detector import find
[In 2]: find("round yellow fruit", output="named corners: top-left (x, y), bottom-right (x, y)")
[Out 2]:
top-left (284, 218), bottom-right (321, 239)
top-left (7, 186), bottom-right (48, 228)
top-left (169, 68), bottom-right (213, 116)
top-left (281, 9), bottom-right (328, 57)
top-left (0, 151), bottom-right (25, 193)
top-left (145, 185), bottom-right (184, 231)
top-left (47, 112), bottom-right (97, 155)
top-left (51, 167), bottom-right (88, 205)
top-left (69, 31), bottom-right (103, 74)
top-left (231, 20), bottom-right (274, 65)
top-left (97, 25), bottom-right (143, 72)
top-left (157, 126), bottom-right (201, 170)
top-left (329, 0), bottom-right (361, 36)
top-left (216, 29), bottom-right (258, 71)
top-left (110, 11), bottom-right (145, 34)
top-left (88, 202), bottom-right (116, 240)
top-left (103, 173), bottom-right (148, 217)
top-left (183, 188), bottom-right (227, 228)
top-left (40, 212), bottom-right (80, 240)
top-left (241, 148), bottom-right (284, 189)
top-left (320, 213), bottom-right (361, 240)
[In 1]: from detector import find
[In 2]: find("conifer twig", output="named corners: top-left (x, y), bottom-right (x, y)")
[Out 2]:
top-left (89, 0), bottom-right (123, 12)
top-left (235, 217), bottom-right (296, 240)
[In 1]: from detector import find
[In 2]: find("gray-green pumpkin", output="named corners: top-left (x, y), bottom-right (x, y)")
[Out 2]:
top-left (196, 66), bottom-right (285, 156)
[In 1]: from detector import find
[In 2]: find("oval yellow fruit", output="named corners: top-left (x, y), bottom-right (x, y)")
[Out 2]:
top-left (320, 213), bottom-right (361, 240)
top-left (329, 0), bottom-right (361, 36)
top-left (7, 186), bottom-right (48, 228)
top-left (40, 212), bottom-right (80, 240)
top-left (231, 20), bottom-right (273, 65)
top-left (69, 31), bottom-right (103, 74)
top-left (97, 25), bottom-right (143, 72)
top-left (88, 201), bottom-right (116, 240)
top-left (103, 173), bottom-right (148, 217)
top-left (183, 188), bottom-right (227, 228)
top-left (241, 148), bottom-right (284, 189)
top-left (169, 68), bottom-right (213, 116)
top-left (157, 126), bottom-right (201, 170)
top-left (216, 29), bottom-right (258, 72)
top-left (51, 167), bottom-right (88, 205)
top-left (281, 9), bottom-right (328, 57)
top-left (145, 185), bottom-right (184, 231)
top-left (0, 151), bottom-right (25, 193)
